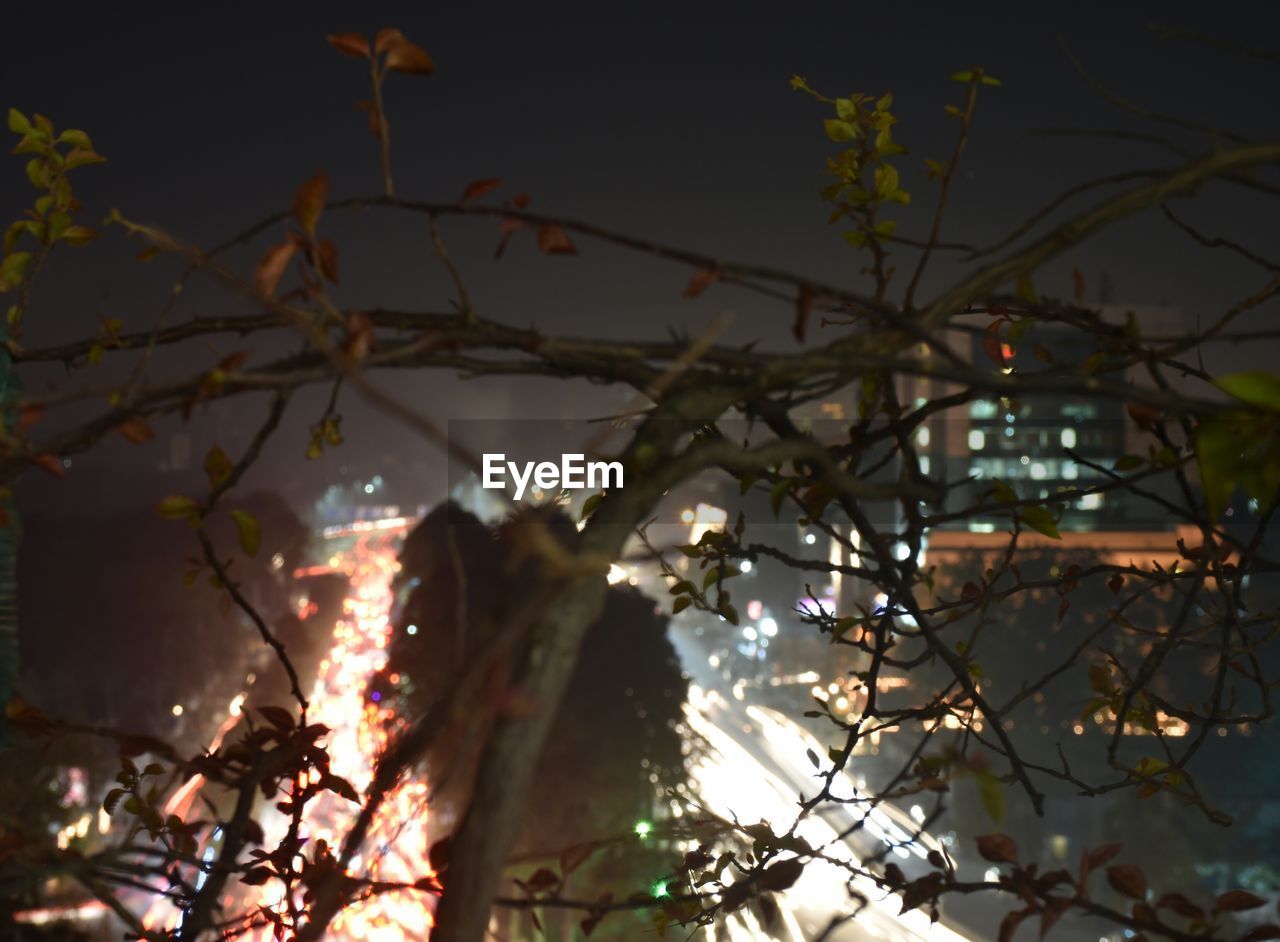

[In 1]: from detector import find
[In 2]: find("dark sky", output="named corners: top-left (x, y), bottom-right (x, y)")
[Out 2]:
top-left (5, 1), bottom-right (1278, 513)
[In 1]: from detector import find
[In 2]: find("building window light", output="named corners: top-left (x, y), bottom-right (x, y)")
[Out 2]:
top-left (968, 430), bottom-right (985, 450)
top-left (1061, 427), bottom-right (1077, 449)
top-left (1030, 462), bottom-right (1047, 480)
top-left (916, 426), bottom-right (930, 447)
top-left (1063, 461), bottom-right (1078, 480)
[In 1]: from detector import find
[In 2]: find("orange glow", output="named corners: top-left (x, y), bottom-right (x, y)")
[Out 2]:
top-left (147, 521), bottom-right (436, 939)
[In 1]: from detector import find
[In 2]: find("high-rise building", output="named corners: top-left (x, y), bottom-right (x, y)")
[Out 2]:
top-left (912, 304), bottom-right (1185, 533)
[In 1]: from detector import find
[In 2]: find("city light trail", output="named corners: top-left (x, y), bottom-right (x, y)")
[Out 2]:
top-left (131, 513), bottom-right (973, 941)
top-left (143, 523), bottom-right (437, 940)
top-left (685, 686), bottom-right (974, 942)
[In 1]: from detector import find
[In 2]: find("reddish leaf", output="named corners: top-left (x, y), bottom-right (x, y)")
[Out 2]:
top-left (1155, 892), bottom-right (1204, 921)
top-left (461, 178), bottom-right (503, 203)
top-left (522, 867), bottom-right (560, 893)
top-left (321, 774), bottom-right (360, 804)
top-left (257, 705), bottom-right (295, 731)
top-left (1072, 268), bottom-right (1086, 303)
top-left (428, 836), bottom-right (453, 872)
top-left (899, 873), bottom-right (944, 914)
top-left (510, 192), bottom-right (531, 208)
top-left (384, 35), bottom-right (436, 74)
top-left (1108, 573), bottom-right (1124, 594)
top-left (315, 238), bottom-right (340, 284)
top-left (355, 99), bottom-right (382, 137)
top-left (559, 842), bottom-right (595, 875)
top-left (373, 27), bottom-right (404, 55)
top-left (255, 241), bottom-right (297, 297)
top-left (241, 866), bottom-right (273, 886)
top-left (1106, 864), bottom-right (1147, 900)
top-left (1081, 843), bottom-right (1123, 876)
top-left (976, 834), bottom-right (1018, 864)
top-left (293, 170), bottom-right (329, 237)
top-left (494, 218), bottom-right (525, 259)
top-left (18, 404), bottom-right (44, 433)
top-left (536, 224), bottom-right (577, 255)
top-left (414, 874), bottom-right (444, 893)
top-left (961, 581), bottom-right (983, 601)
top-left (998, 907), bottom-right (1033, 942)
top-left (1039, 898), bottom-right (1071, 939)
top-left (793, 284), bottom-right (815, 343)
top-left (218, 350), bottom-right (250, 373)
top-left (1215, 890), bottom-right (1267, 913)
top-left (344, 311), bottom-right (374, 360)
top-left (117, 417), bottom-right (154, 444)
top-left (759, 858), bottom-right (804, 892)
top-left (1126, 401), bottom-right (1162, 429)
top-left (33, 453), bottom-right (65, 478)
top-left (327, 32), bottom-right (370, 59)
top-left (683, 268), bottom-right (720, 299)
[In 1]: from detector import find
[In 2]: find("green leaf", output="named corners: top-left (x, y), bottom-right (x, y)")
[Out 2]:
top-left (1195, 415), bottom-right (1239, 519)
top-left (832, 617), bottom-right (862, 642)
top-left (578, 492), bottom-right (604, 521)
top-left (1215, 372), bottom-right (1280, 409)
top-left (58, 225), bottom-right (98, 247)
top-left (823, 119), bottom-right (857, 142)
top-left (1015, 272), bottom-right (1037, 304)
top-left (975, 769), bottom-right (1004, 823)
top-left (232, 509), bottom-right (262, 556)
top-left (1019, 504), bottom-right (1060, 539)
top-left (980, 74), bottom-right (1003, 87)
top-left (835, 97), bottom-right (857, 120)
top-left (672, 596), bottom-right (692, 614)
top-left (1113, 455), bottom-right (1144, 471)
top-left (64, 147), bottom-right (106, 170)
top-left (8, 108), bottom-right (31, 134)
top-left (155, 495), bottom-right (200, 522)
top-left (58, 128), bottom-right (93, 149)
top-left (770, 479), bottom-right (792, 518)
top-left (203, 444), bottom-right (233, 488)
top-left (991, 479), bottom-right (1017, 505)
top-left (1088, 663), bottom-right (1111, 694)
top-left (873, 163), bottom-right (900, 200)
top-left (949, 70), bottom-right (974, 83)
top-left (1, 251), bottom-right (33, 284)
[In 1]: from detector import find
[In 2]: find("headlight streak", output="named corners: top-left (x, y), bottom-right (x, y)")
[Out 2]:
top-left (684, 686), bottom-right (971, 942)
top-left (143, 521), bottom-right (437, 939)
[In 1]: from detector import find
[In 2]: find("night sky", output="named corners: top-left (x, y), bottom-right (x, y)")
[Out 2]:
top-left (5, 0), bottom-right (1278, 512)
